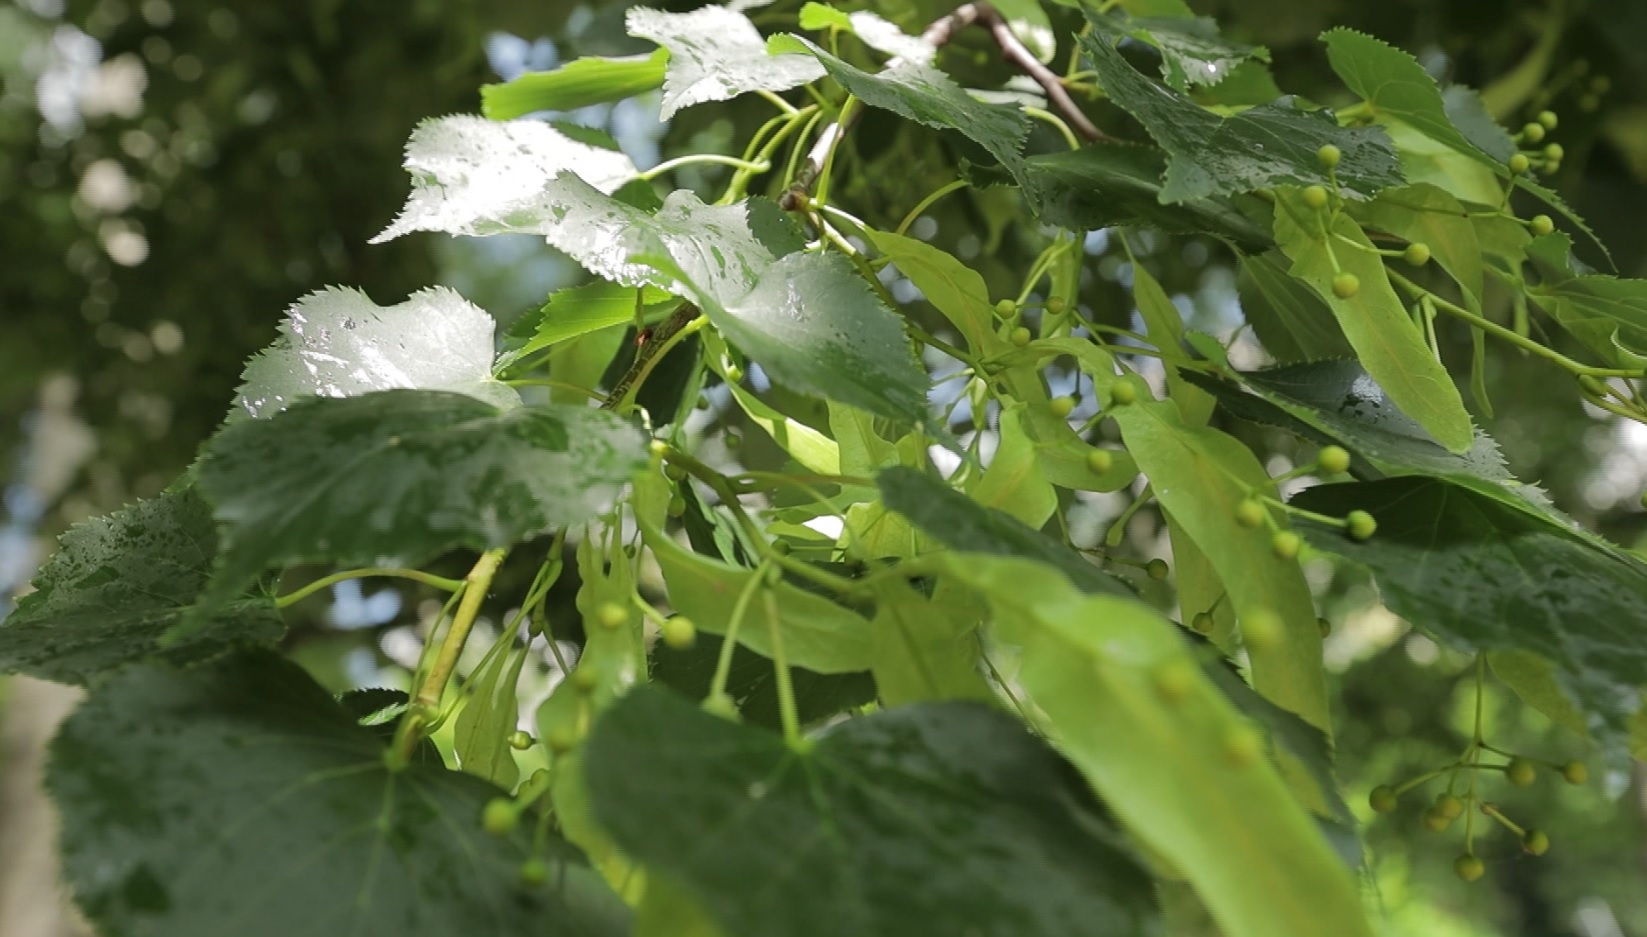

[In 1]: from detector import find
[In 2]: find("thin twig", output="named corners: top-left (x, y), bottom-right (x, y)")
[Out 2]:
top-left (973, 2), bottom-right (1108, 142)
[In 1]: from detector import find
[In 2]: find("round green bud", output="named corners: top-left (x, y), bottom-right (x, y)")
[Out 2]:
top-left (1455, 854), bottom-right (1486, 882)
top-left (1579, 374), bottom-right (1608, 398)
top-left (1235, 498), bottom-right (1266, 528)
top-left (664, 463), bottom-right (687, 482)
top-left (666, 495), bottom-right (687, 518)
top-left (1368, 784), bottom-right (1399, 813)
top-left (1223, 725), bottom-right (1263, 766)
top-left (1045, 296), bottom-right (1067, 315)
top-left (1302, 185), bottom-right (1330, 210)
top-left (724, 363), bottom-right (744, 384)
top-left (508, 730), bottom-right (534, 751)
top-left (1243, 610), bottom-right (1282, 651)
top-left (1154, 659), bottom-right (1196, 703)
top-left (1540, 159), bottom-right (1562, 177)
top-left (1049, 396), bottom-right (1075, 419)
top-left (1272, 530), bottom-right (1302, 560)
top-left (1529, 214), bottom-right (1555, 237)
top-left (1318, 617), bottom-right (1332, 637)
top-left (702, 691), bottom-right (741, 721)
top-left (1347, 510), bottom-right (1377, 541)
top-left (1191, 611), bottom-right (1215, 634)
top-left (482, 798), bottom-right (518, 836)
top-left (1506, 756), bottom-right (1537, 786)
top-left (1010, 326), bottom-right (1033, 347)
top-left (1110, 381), bottom-right (1138, 406)
top-left (1146, 558), bottom-right (1170, 581)
top-left (547, 724), bottom-right (581, 754)
top-left (570, 665), bottom-right (599, 692)
top-left (994, 298), bottom-right (1017, 318)
top-left (1317, 144), bottom-right (1342, 169)
top-left (1561, 760), bottom-right (1588, 785)
top-left (1538, 110), bottom-right (1559, 130)
top-left (1523, 829), bottom-right (1551, 856)
top-left (1403, 242), bottom-right (1432, 266)
top-left (1086, 448), bottom-right (1113, 474)
top-left (1521, 122), bottom-right (1546, 143)
top-left (724, 431), bottom-right (743, 450)
top-left (1543, 142), bottom-right (1564, 163)
top-left (695, 396), bottom-right (711, 410)
top-left (770, 538), bottom-right (792, 556)
top-left (661, 616), bottom-right (697, 650)
top-left (1332, 272), bottom-right (1360, 299)
top-left (1434, 792), bottom-right (1465, 819)
top-left (1509, 153), bottom-right (1531, 174)
top-left (520, 856), bottom-right (550, 886)
top-left (1318, 445), bottom-right (1352, 474)
top-left (1423, 808), bottom-right (1454, 833)
top-left (596, 601), bottom-right (627, 630)
top-left (1579, 92), bottom-right (1601, 113)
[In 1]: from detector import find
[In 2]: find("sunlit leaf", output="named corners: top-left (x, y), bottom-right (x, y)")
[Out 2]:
top-left (481, 49), bottom-right (669, 120)
top-left (627, 6), bottom-right (825, 119)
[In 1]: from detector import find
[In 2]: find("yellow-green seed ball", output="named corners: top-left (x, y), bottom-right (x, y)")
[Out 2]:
top-left (1010, 326), bottom-right (1033, 347)
top-left (1191, 612), bottom-right (1215, 634)
top-left (1404, 242), bottom-right (1431, 266)
top-left (664, 463), bottom-right (686, 481)
top-left (1243, 610), bottom-right (1282, 650)
top-left (1272, 530), bottom-right (1302, 560)
top-left (1332, 272), bottom-right (1360, 299)
top-left (1523, 829), bottom-right (1551, 856)
top-left (1368, 784), bottom-right (1399, 813)
top-left (1049, 396), bottom-right (1075, 418)
top-left (1521, 122), bottom-right (1546, 143)
top-left (1509, 153), bottom-right (1531, 174)
top-left (482, 798), bottom-right (518, 836)
top-left (724, 363), bottom-right (744, 384)
top-left (1538, 110), bottom-right (1559, 130)
top-left (1235, 498), bottom-right (1266, 528)
top-left (1046, 296), bottom-right (1067, 315)
top-left (1347, 510), bottom-right (1377, 541)
top-left (1540, 159), bottom-right (1562, 177)
top-left (1302, 185), bottom-right (1329, 210)
top-left (520, 857), bottom-right (550, 886)
top-left (1318, 617), bottom-right (1332, 637)
top-left (508, 730), bottom-right (534, 751)
top-left (1434, 792), bottom-right (1465, 819)
top-left (725, 431), bottom-right (743, 450)
top-left (1506, 757), bottom-right (1537, 786)
top-left (1530, 214), bottom-right (1555, 237)
top-left (1543, 142), bottom-right (1564, 163)
top-left (1318, 445), bottom-right (1352, 474)
top-left (1086, 448), bottom-right (1113, 474)
top-left (1561, 760), bottom-right (1588, 785)
top-left (1146, 558), bottom-right (1169, 581)
top-left (1317, 144), bottom-right (1341, 169)
top-left (1110, 381), bottom-right (1138, 406)
top-left (702, 692), bottom-right (741, 721)
top-left (1455, 854), bottom-right (1486, 882)
top-left (1423, 808), bottom-right (1453, 832)
top-left (666, 495), bottom-right (687, 518)
top-left (994, 298), bottom-right (1016, 318)
top-left (596, 601), bottom-right (627, 630)
top-left (662, 616), bottom-right (697, 650)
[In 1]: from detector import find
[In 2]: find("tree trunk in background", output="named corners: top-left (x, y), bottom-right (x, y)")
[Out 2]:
top-left (0, 677), bottom-right (91, 937)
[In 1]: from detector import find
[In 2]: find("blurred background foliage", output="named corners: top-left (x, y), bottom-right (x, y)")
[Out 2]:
top-left (4, 0), bottom-right (1647, 934)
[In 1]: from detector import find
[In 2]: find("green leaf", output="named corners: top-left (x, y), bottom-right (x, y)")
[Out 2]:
top-left (626, 6), bottom-right (826, 119)
top-left (724, 380), bottom-right (841, 475)
top-left (1322, 28), bottom-right (1498, 168)
top-left (701, 250), bottom-right (929, 422)
top-left (583, 688), bottom-right (1160, 937)
top-left (1129, 259), bottom-right (1214, 424)
top-left (372, 115), bottom-right (637, 242)
top-left (931, 553), bottom-right (1373, 937)
top-left (1080, 20), bottom-right (1403, 202)
top-left (1122, 16), bottom-right (1270, 91)
top-left (234, 286), bottom-right (519, 418)
top-left (1017, 145), bottom-right (1274, 250)
top-left (866, 230), bottom-right (1005, 354)
top-left (1526, 232), bottom-right (1647, 367)
top-left (1441, 85), bottom-right (1517, 163)
top-left (877, 466), bottom-right (1132, 598)
top-left (49, 651), bottom-right (629, 937)
top-left (452, 633), bottom-right (527, 790)
top-left (772, 35), bottom-right (1031, 176)
top-left (649, 631), bottom-right (877, 729)
top-left (0, 485), bottom-right (282, 685)
top-left (481, 49), bottom-right (669, 120)
top-left (638, 475), bottom-right (874, 674)
top-left (497, 281), bottom-right (676, 374)
top-left (198, 390), bottom-right (647, 603)
top-left (966, 403), bottom-right (1058, 526)
top-left (1516, 176), bottom-right (1614, 271)
top-left (1237, 251), bottom-right (1354, 362)
top-left (1272, 187), bottom-right (1474, 451)
top-left (867, 577), bottom-right (993, 706)
top-left (1292, 477), bottom-right (1647, 742)
top-left (1345, 183), bottom-right (1485, 305)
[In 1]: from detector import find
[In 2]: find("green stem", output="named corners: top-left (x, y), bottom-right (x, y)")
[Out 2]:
top-left (276, 567), bottom-right (462, 608)
top-left (895, 179), bottom-right (968, 237)
top-left (763, 590), bottom-right (804, 747)
top-left (641, 153), bottom-right (771, 181)
top-left (709, 560), bottom-right (771, 701)
top-left (411, 549), bottom-right (507, 714)
top-left (1024, 105), bottom-right (1081, 149)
